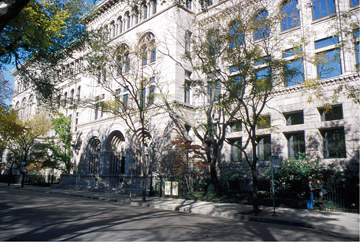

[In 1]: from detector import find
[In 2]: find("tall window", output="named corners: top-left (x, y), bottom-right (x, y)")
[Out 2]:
top-left (123, 86), bottom-right (129, 110)
top-left (230, 139), bottom-right (242, 162)
top-left (286, 131), bottom-right (305, 158)
top-left (254, 10), bottom-right (270, 40)
top-left (185, 31), bottom-right (192, 54)
top-left (207, 80), bottom-right (221, 102)
top-left (125, 53), bottom-right (130, 72)
top-left (151, 0), bottom-right (157, 14)
top-left (150, 47), bottom-right (156, 63)
top-left (315, 36), bottom-right (342, 80)
top-left (321, 127), bottom-right (346, 158)
top-left (186, 0), bottom-right (192, 9)
top-left (257, 135), bottom-right (271, 161)
top-left (142, 4), bottom-right (148, 19)
top-left (116, 55), bottom-right (123, 76)
top-left (77, 86), bottom-right (81, 102)
top-left (230, 22), bottom-right (244, 48)
top-left (117, 17), bottom-right (123, 34)
top-left (70, 89), bottom-right (74, 105)
top-left (283, 48), bottom-right (304, 86)
top-left (281, 0), bottom-right (300, 31)
top-left (63, 92), bottom-right (67, 107)
top-left (142, 46), bottom-right (148, 66)
top-left (355, 29), bottom-right (359, 70)
top-left (149, 86), bottom-right (155, 104)
top-left (184, 71), bottom-right (191, 104)
top-left (111, 21), bottom-right (116, 38)
top-left (126, 12), bottom-right (131, 29)
top-left (312, 0), bottom-right (335, 20)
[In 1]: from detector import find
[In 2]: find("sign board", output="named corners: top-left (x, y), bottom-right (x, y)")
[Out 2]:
top-left (164, 181), bottom-right (179, 196)
top-left (271, 155), bottom-right (281, 169)
top-left (164, 181), bottom-right (171, 195)
top-left (172, 182), bottom-right (178, 196)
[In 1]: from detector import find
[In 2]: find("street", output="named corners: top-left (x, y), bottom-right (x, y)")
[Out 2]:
top-left (0, 187), bottom-right (354, 241)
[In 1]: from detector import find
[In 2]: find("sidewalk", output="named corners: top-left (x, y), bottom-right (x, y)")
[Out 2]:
top-left (2, 183), bottom-right (359, 240)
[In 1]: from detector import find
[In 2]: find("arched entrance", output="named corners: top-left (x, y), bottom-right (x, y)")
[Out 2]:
top-left (105, 131), bottom-right (126, 175)
top-left (87, 137), bottom-right (101, 174)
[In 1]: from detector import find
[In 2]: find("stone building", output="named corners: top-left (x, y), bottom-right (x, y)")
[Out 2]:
top-left (11, 0), bottom-right (359, 190)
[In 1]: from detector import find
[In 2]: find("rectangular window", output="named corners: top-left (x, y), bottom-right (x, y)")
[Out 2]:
top-left (284, 111), bottom-right (304, 125)
top-left (315, 36), bottom-right (339, 49)
top-left (257, 115), bottom-right (271, 129)
top-left (351, 0), bottom-right (359, 7)
top-left (116, 56), bottom-right (123, 76)
top-left (125, 54), bottom-right (130, 73)
top-left (141, 88), bottom-right (146, 107)
top-left (149, 86), bottom-right (155, 104)
top-left (319, 104), bottom-right (343, 121)
top-left (185, 31), bottom-right (191, 54)
top-left (321, 127), bottom-right (346, 158)
top-left (355, 29), bottom-right (360, 69)
top-left (186, 0), bottom-right (192, 9)
top-left (283, 48), bottom-right (304, 86)
top-left (207, 80), bottom-right (221, 102)
top-left (312, 0), bottom-right (335, 20)
top-left (286, 131), bottom-right (305, 159)
top-left (230, 122), bottom-right (242, 132)
top-left (151, 48), bottom-right (156, 63)
top-left (142, 50), bottom-right (148, 66)
top-left (230, 139), bottom-right (242, 162)
top-left (257, 135), bottom-right (271, 161)
top-left (184, 80), bottom-right (190, 104)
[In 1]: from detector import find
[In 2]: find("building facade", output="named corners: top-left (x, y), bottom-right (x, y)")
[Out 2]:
top-left (11, 0), bottom-right (359, 189)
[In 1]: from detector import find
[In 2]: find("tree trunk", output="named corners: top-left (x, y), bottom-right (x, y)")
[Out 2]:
top-left (251, 165), bottom-right (259, 213)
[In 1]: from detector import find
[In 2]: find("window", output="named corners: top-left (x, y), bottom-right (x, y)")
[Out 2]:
top-left (70, 89), bottom-right (74, 105)
top-left (95, 96), bottom-right (104, 120)
top-left (152, 0), bottom-right (157, 14)
top-left (205, 0), bottom-right (213, 8)
top-left (230, 122), bottom-right (242, 132)
top-left (321, 127), bottom-right (346, 158)
top-left (63, 92), bottom-right (67, 107)
top-left (315, 37), bottom-right (341, 79)
top-left (312, 0), bottom-right (335, 20)
top-left (142, 47), bottom-right (148, 66)
top-left (186, 0), bottom-right (192, 9)
top-left (126, 12), bottom-right (131, 29)
top-left (141, 87), bottom-right (146, 107)
top-left (116, 89), bottom-right (121, 112)
top-left (283, 48), bottom-right (304, 86)
top-left (125, 53), bottom-right (130, 72)
top-left (185, 31), bottom-right (192, 54)
top-left (257, 115), bottom-right (271, 129)
top-left (207, 80), bottom-right (221, 102)
top-left (150, 47), bottom-right (156, 63)
top-left (281, 0), bottom-right (300, 31)
top-left (207, 29), bottom-right (220, 56)
top-left (117, 17), bottom-right (123, 34)
top-left (257, 135), bottom-right (271, 161)
top-left (254, 10), bottom-right (270, 40)
top-left (143, 4), bottom-right (148, 19)
top-left (230, 139), bottom-right (242, 162)
top-left (284, 110), bottom-right (304, 125)
top-left (149, 86), bottom-right (155, 104)
top-left (318, 104), bottom-right (343, 121)
top-left (123, 86), bottom-right (129, 110)
top-left (230, 74), bottom-right (244, 97)
top-left (230, 22), bottom-right (244, 48)
top-left (351, 0), bottom-right (359, 7)
top-left (286, 131), bottom-right (305, 158)
top-left (355, 29), bottom-right (359, 70)
top-left (77, 86), bottom-right (81, 102)
top-left (184, 71), bottom-right (191, 104)
top-left (255, 67), bottom-right (272, 92)
top-left (111, 21), bottom-right (116, 38)
top-left (116, 56), bottom-right (123, 76)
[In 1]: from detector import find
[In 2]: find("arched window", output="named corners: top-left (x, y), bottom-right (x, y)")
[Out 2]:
top-left (139, 33), bottom-right (156, 65)
top-left (77, 86), bottom-right (81, 102)
top-left (63, 92), bottom-right (67, 107)
top-left (125, 12), bottom-right (131, 29)
top-left (117, 17), bottom-right (123, 34)
top-left (70, 89), bottom-right (74, 105)
top-left (134, 6), bottom-right (139, 24)
top-left (312, 0), bottom-right (335, 20)
top-left (142, 4), bottom-right (148, 20)
top-left (116, 44), bottom-right (130, 74)
top-left (151, 0), bottom-right (157, 15)
top-left (110, 21), bottom-right (116, 38)
top-left (281, 0), bottom-right (300, 31)
top-left (254, 10), bottom-right (270, 40)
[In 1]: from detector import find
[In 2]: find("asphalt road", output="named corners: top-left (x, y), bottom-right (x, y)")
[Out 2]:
top-left (0, 187), bottom-right (354, 241)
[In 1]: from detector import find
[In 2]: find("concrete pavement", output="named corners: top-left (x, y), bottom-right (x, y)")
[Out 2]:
top-left (1, 183), bottom-right (359, 240)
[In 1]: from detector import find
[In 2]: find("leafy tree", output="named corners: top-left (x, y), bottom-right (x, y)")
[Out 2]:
top-left (5, 112), bottom-right (51, 186)
top-left (162, 2), bottom-right (296, 212)
top-left (1, 0), bottom-right (95, 100)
